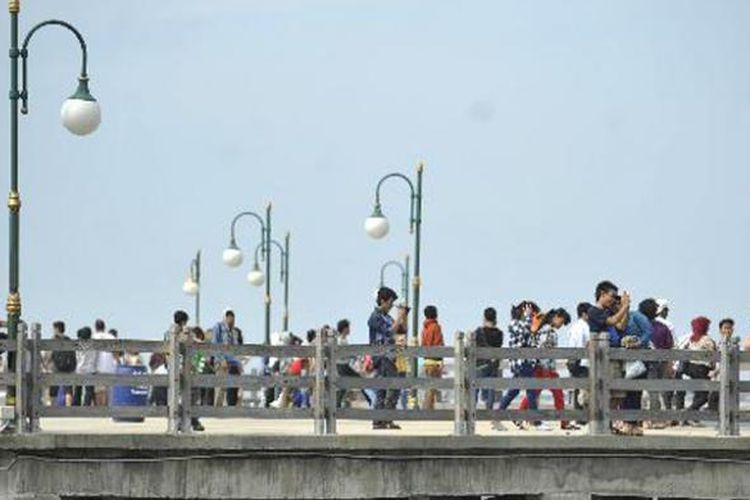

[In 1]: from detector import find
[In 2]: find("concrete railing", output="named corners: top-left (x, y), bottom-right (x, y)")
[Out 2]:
top-left (2, 324), bottom-right (745, 437)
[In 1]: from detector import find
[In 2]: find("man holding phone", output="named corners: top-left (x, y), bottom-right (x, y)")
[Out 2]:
top-left (368, 287), bottom-right (408, 430)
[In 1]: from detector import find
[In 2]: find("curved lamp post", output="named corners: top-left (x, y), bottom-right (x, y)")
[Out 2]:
top-left (182, 250), bottom-right (201, 325)
top-left (223, 204), bottom-right (272, 345)
top-left (7, 1), bottom-right (101, 411)
top-left (250, 232), bottom-right (291, 331)
top-left (379, 255), bottom-right (410, 307)
top-left (365, 163), bottom-right (424, 407)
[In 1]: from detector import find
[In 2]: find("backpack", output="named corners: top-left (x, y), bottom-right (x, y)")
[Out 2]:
top-left (52, 336), bottom-right (77, 373)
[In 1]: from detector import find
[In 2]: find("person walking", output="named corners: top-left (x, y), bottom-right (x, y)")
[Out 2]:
top-left (335, 319), bottom-right (372, 408)
top-left (497, 301), bottom-right (541, 429)
top-left (368, 287), bottom-right (407, 430)
top-left (519, 308), bottom-right (576, 430)
top-left (421, 306), bottom-right (444, 411)
top-left (475, 307), bottom-right (503, 412)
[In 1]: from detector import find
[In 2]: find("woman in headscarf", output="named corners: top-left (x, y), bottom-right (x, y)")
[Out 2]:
top-left (681, 316), bottom-right (717, 425)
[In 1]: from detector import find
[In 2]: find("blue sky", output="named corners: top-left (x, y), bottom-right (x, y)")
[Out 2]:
top-left (2, 0), bottom-right (749, 343)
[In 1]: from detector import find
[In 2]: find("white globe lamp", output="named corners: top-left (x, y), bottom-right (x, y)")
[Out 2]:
top-left (61, 77), bottom-right (101, 136)
top-left (223, 244), bottom-right (243, 268)
top-left (247, 263), bottom-right (265, 287)
top-left (364, 204), bottom-right (389, 239)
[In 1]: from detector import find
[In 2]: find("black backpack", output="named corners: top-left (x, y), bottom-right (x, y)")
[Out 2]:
top-left (52, 336), bottom-right (77, 373)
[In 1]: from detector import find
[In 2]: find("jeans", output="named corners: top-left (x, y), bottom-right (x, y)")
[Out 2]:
top-left (499, 364), bottom-right (538, 411)
top-left (622, 370), bottom-right (647, 423)
top-left (475, 362), bottom-right (499, 410)
top-left (374, 357), bottom-right (400, 424)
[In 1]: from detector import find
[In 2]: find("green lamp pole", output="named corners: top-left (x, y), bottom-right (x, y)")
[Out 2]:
top-left (7, 0), bottom-right (101, 409)
top-left (251, 232), bottom-right (291, 331)
top-left (222, 203), bottom-right (272, 345)
top-left (182, 250), bottom-right (201, 326)
top-left (364, 162), bottom-right (424, 407)
top-left (379, 255), bottom-right (410, 307)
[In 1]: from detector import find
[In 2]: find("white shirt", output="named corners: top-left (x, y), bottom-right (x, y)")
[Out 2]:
top-left (93, 331), bottom-right (118, 374)
top-left (568, 318), bottom-right (590, 367)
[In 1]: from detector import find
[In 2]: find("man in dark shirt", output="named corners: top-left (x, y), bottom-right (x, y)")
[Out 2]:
top-left (475, 307), bottom-right (503, 410)
top-left (368, 287), bottom-right (407, 430)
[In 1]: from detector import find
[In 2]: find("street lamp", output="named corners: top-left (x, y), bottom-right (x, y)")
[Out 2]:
top-left (7, 1), bottom-right (101, 412)
top-left (365, 163), bottom-right (424, 407)
top-left (379, 255), bottom-right (410, 307)
top-left (250, 233), bottom-right (291, 331)
top-left (182, 250), bottom-right (201, 325)
top-left (223, 204), bottom-right (272, 345)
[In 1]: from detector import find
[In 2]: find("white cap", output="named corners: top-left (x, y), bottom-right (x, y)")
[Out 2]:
top-left (656, 299), bottom-right (670, 315)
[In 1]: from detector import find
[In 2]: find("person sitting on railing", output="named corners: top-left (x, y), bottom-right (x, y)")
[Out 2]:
top-left (586, 281), bottom-right (631, 435)
top-left (519, 308), bottom-right (577, 431)
top-left (421, 305), bottom-right (444, 411)
top-left (680, 316), bottom-right (717, 426)
top-left (368, 286), bottom-right (407, 430)
top-left (497, 301), bottom-right (542, 429)
top-left (475, 307), bottom-right (503, 418)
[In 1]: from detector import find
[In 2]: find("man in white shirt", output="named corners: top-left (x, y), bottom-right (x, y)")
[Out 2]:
top-left (93, 319), bottom-right (117, 406)
top-left (567, 302), bottom-right (592, 413)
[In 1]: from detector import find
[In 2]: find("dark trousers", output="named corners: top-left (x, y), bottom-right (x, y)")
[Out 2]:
top-left (73, 385), bottom-right (94, 406)
top-left (567, 361), bottom-right (589, 413)
top-left (374, 358), bottom-right (399, 424)
top-left (227, 364), bottom-right (240, 406)
top-left (499, 364), bottom-right (538, 410)
top-left (337, 364), bottom-right (372, 408)
top-left (685, 363), bottom-right (712, 411)
top-left (647, 361), bottom-right (672, 411)
top-left (623, 370), bottom-right (647, 423)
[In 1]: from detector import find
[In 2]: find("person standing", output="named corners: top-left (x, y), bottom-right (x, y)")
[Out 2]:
top-left (421, 306), bottom-right (444, 410)
top-left (48, 321), bottom-right (76, 406)
top-left (475, 307), bottom-right (504, 412)
top-left (73, 327), bottom-right (96, 407)
top-left (587, 281), bottom-right (631, 434)
top-left (567, 303), bottom-right (591, 415)
top-left (335, 319), bottom-right (371, 408)
top-left (93, 319), bottom-right (117, 407)
top-left (211, 309), bottom-right (244, 407)
top-left (647, 301), bottom-right (675, 428)
top-left (368, 287), bottom-right (407, 430)
top-left (707, 318), bottom-right (735, 412)
top-left (681, 316), bottom-right (716, 425)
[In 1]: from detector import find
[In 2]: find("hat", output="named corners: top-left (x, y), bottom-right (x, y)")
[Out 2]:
top-left (656, 299), bottom-right (669, 315)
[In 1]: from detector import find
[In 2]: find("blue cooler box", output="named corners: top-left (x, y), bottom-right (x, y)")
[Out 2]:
top-left (111, 364), bottom-right (149, 423)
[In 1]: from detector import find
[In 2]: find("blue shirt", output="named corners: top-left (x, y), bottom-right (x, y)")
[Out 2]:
top-left (368, 308), bottom-right (395, 363)
top-left (212, 321), bottom-right (241, 366)
top-left (625, 311), bottom-right (653, 347)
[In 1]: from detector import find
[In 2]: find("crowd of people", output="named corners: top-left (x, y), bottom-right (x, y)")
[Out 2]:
top-left (31, 278), bottom-right (749, 435)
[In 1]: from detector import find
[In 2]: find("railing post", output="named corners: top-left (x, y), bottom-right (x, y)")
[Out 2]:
top-left (588, 331), bottom-right (610, 435)
top-left (466, 329), bottom-right (477, 436)
top-left (15, 322), bottom-right (26, 434)
top-left (719, 336), bottom-right (740, 437)
top-left (29, 322), bottom-right (41, 433)
top-left (167, 331), bottom-right (179, 435)
top-left (180, 338), bottom-right (193, 434)
top-left (453, 331), bottom-right (466, 436)
top-left (313, 329), bottom-right (325, 435)
top-left (325, 329), bottom-right (337, 435)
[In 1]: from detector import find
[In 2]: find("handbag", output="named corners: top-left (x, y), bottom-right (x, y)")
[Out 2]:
top-left (625, 360), bottom-right (647, 379)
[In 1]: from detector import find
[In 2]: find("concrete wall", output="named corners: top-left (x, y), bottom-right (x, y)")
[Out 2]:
top-left (0, 435), bottom-right (749, 499)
